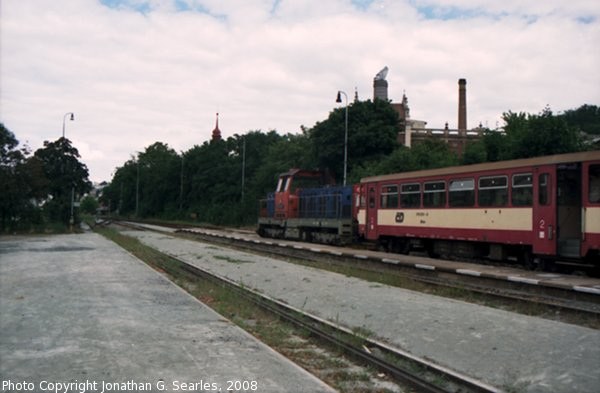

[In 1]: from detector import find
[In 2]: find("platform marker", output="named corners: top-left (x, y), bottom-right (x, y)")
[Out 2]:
top-left (381, 258), bottom-right (400, 264)
top-left (456, 269), bottom-right (481, 277)
top-left (573, 286), bottom-right (600, 295)
top-left (508, 276), bottom-right (539, 285)
top-left (415, 264), bottom-right (435, 270)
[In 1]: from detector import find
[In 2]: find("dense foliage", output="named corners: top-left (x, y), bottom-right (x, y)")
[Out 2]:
top-left (3, 103), bottom-right (597, 230)
top-left (1, 124), bottom-right (92, 232)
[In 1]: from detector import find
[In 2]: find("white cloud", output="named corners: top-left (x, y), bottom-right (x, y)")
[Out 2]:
top-left (1, 0), bottom-right (599, 182)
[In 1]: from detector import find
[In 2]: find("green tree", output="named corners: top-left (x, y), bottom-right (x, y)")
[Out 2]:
top-left (32, 137), bottom-right (92, 225)
top-left (561, 104), bottom-right (600, 135)
top-left (503, 107), bottom-right (583, 159)
top-left (80, 195), bottom-right (99, 214)
top-left (308, 99), bottom-right (400, 182)
top-left (0, 124), bottom-right (31, 231)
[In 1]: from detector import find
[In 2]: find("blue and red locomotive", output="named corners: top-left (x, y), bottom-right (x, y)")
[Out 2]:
top-left (258, 151), bottom-right (600, 265)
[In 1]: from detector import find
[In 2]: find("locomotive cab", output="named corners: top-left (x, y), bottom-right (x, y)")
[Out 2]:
top-left (273, 169), bottom-right (333, 220)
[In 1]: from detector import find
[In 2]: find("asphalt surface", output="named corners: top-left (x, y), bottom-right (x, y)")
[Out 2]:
top-left (126, 229), bottom-right (600, 393)
top-left (0, 232), bottom-right (335, 393)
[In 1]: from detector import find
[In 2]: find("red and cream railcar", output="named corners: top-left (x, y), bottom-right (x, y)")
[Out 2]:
top-left (357, 151), bottom-right (600, 264)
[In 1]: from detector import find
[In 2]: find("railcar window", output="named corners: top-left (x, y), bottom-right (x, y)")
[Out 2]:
top-left (380, 185), bottom-right (399, 208)
top-left (539, 174), bottom-right (550, 205)
top-left (478, 175), bottom-right (508, 207)
top-left (589, 165), bottom-right (600, 203)
top-left (512, 173), bottom-right (533, 206)
top-left (423, 181), bottom-right (446, 207)
top-left (400, 183), bottom-right (421, 208)
top-left (449, 179), bottom-right (474, 207)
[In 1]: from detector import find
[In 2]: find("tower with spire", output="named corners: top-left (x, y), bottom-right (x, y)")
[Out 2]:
top-left (211, 112), bottom-right (222, 142)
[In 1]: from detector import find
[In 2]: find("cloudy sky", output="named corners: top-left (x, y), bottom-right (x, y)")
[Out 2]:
top-left (2, 0), bottom-right (599, 183)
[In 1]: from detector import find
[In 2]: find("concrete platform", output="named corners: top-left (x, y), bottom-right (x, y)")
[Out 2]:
top-left (0, 233), bottom-right (335, 393)
top-left (127, 230), bottom-right (600, 393)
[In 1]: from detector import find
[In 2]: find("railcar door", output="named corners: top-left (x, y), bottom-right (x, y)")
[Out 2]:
top-left (365, 184), bottom-right (378, 240)
top-left (532, 165), bottom-right (557, 256)
top-left (556, 163), bottom-right (582, 258)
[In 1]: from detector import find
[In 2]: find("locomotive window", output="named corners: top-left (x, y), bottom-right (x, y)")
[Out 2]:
top-left (449, 179), bottom-right (474, 207)
top-left (380, 185), bottom-right (399, 209)
top-left (512, 173), bottom-right (533, 206)
top-left (539, 174), bottom-right (550, 205)
top-left (400, 183), bottom-right (421, 208)
top-left (589, 165), bottom-right (600, 204)
top-left (423, 181), bottom-right (446, 207)
top-left (291, 176), bottom-right (323, 192)
top-left (478, 175), bottom-right (508, 207)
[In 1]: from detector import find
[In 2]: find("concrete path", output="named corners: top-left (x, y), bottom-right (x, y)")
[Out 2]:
top-left (0, 233), bottom-right (335, 393)
top-left (126, 230), bottom-right (600, 393)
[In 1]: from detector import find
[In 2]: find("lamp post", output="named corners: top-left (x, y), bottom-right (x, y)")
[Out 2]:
top-left (336, 91), bottom-right (348, 186)
top-left (62, 112), bottom-right (74, 139)
top-left (241, 135), bottom-right (246, 202)
top-left (136, 158), bottom-right (140, 217)
top-left (179, 152), bottom-right (184, 212)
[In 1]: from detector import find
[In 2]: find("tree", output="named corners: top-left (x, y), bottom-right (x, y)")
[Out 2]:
top-left (308, 99), bottom-right (400, 182)
top-left (561, 104), bottom-right (600, 135)
top-left (32, 138), bottom-right (92, 225)
top-left (0, 124), bottom-right (31, 231)
top-left (502, 107), bottom-right (583, 159)
top-left (80, 195), bottom-right (99, 214)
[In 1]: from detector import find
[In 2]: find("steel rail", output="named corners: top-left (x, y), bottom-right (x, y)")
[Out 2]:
top-left (173, 254), bottom-right (498, 393)
top-left (112, 221), bottom-right (497, 392)
top-left (176, 228), bottom-right (600, 316)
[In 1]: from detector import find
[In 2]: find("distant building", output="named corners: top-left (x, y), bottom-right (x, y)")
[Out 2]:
top-left (373, 70), bottom-right (483, 155)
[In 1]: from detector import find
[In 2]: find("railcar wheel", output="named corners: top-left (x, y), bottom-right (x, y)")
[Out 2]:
top-left (521, 250), bottom-right (535, 270)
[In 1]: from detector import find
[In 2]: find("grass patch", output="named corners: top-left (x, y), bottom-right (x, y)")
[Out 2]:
top-left (213, 255), bottom-right (253, 264)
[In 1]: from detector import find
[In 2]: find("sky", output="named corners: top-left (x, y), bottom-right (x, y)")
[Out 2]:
top-left (2, 0), bottom-right (599, 183)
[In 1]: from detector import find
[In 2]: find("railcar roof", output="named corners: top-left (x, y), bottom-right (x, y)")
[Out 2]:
top-left (361, 150), bottom-right (600, 184)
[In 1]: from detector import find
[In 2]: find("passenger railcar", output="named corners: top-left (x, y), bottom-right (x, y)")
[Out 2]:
top-left (358, 151), bottom-right (600, 264)
top-left (258, 151), bottom-right (600, 266)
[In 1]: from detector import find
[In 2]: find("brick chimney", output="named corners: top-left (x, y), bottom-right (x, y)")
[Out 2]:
top-left (458, 78), bottom-right (467, 131)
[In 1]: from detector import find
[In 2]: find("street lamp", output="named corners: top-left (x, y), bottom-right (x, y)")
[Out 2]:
top-left (62, 112), bottom-right (74, 139)
top-left (336, 91), bottom-right (348, 186)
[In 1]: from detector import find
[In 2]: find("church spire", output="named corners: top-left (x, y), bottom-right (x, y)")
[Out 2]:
top-left (211, 112), bottom-right (222, 142)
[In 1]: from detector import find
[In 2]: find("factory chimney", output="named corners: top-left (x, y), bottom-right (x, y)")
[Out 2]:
top-left (458, 78), bottom-right (467, 131)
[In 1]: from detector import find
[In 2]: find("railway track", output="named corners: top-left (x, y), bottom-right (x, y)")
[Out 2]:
top-left (110, 219), bottom-right (600, 324)
top-left (106, 220), bottom-right (499, 393)
top-left (176, 228), bottom-right (600, 318)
